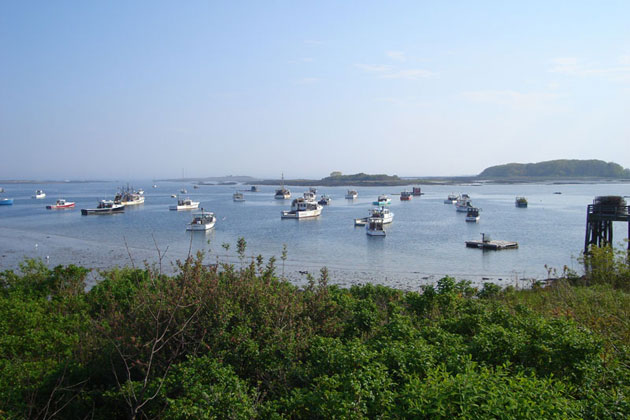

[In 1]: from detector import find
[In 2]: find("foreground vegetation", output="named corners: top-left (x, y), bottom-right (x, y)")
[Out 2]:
top-left (1, 244), bottom-right (629, 419)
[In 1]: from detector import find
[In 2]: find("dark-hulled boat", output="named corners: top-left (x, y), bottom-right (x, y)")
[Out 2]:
top-left (81, 200), bottom-right (125, 215)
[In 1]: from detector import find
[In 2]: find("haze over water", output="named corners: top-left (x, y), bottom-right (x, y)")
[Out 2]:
top-left (1, 181), bottom-right (629, 289)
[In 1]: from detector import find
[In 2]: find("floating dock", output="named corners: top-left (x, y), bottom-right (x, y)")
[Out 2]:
top-left (466, 233), bottom-right (518, 250)
top-left (466, 240), bottom-right (518, 250)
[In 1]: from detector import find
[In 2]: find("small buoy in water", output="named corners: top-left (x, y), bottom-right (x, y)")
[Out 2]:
top-left (35, 243), bottom-right (38, 248)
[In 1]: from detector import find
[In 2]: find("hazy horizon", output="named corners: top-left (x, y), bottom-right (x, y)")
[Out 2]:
top-left (2, 1), bottom-right (629, 180)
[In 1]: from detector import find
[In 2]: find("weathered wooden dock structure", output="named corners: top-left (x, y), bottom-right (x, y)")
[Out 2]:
top-left (584, 196), bottom-right (630, 253)
top-left (466, 233), bottom-right (518, 250)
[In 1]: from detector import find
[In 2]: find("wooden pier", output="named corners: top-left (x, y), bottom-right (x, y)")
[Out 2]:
top-left (466, 233), bottom-right (518, 250)
top-left (584, 200), bottom-right (630, 253)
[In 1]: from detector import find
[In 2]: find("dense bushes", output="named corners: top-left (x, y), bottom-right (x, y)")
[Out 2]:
top-left (0, 245), bottom-right (629, 419)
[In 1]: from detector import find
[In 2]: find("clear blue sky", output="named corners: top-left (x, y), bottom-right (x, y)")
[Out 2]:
top-left (1, 1), bottom-right (629, 179)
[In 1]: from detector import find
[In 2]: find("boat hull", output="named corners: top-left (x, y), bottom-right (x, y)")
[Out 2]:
top-left (366, 229), bottom-right (386, 236)
top-left (0, 198), bottom-right (13, 205)
top-left (187, 221), bottom-right (215, 231)
top-left (81, 206), bottom-right (125, 215)
top-left (465, 216), bottom-right (480, 223)
top-left (47, 203), bottom-right (75, 209)
top-left (169, 203), bottom-right (200, 211)
top-left (281, 208), bottom-right (322, 219)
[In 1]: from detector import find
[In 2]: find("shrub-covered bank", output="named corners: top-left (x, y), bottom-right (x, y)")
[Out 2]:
top-left (0, 245), bottom-right (629, 419)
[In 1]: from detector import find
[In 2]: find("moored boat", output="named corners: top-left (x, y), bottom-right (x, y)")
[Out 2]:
top-left (455, 194), bottom-right (472, 212)
top-left (281, 197), bottom-right (322, 219)
top-left (345, 190), bottom-right (358, 199)
top-left (33, 190), bottom-right (46, 199)
top-left (233, 192), bottom-right (245, 202)
top-left (46, 199), bottom-right (75, 209)
top-left (186, 209), bottom-right (216, 231)
top-left (372, 195), bottom-right (392, 206)
top-left (81, 200), bottom-right (125, 215)
top-left (444, 193), bottom-right (459, 204)
top-left (318, 195), bottom-right (331, 205)
top-left (250, 185), bottom-right (259, 192)
top-left (0, 198), bottom-right (13, 205)
top-left (366, 217), bottom-right (386, 236)
top-left (303, 190), bottom-right (317, 202)
top-left (114, 186), bottom-right (145, 206)
top-left (169, 197), bottom-right (200, 211)
top-left (400, 191), bottom-right (413, 201)
top-left (465, 207), bottom-right (480, 222)
top-left (412, 187), bottom-right (423, 196)
top-left (274, 174), bottom-right (291, 199)
top-left (515, 197), bottom-right (528, 208)
top-left (370, 206), bottom-right (394, 224)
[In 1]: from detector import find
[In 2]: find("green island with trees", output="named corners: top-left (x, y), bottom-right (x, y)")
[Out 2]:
top-left (252, 160), bottom-right (630, 186)
top-left (1, 242), bottom-right (629, 419)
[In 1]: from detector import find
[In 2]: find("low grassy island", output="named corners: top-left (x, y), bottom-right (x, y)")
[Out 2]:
top-left (1, 243), bottom-right (629, 419)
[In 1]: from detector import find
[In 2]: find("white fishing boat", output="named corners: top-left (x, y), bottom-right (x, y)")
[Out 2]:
top-left (274, 174), bottom-right (291, 199)
top-left (372, 195), bottom-right (392, 206)
top-left (152, 184), bottom-right (158, 188)
top-left (318, 195), bottom-right (331, 205)
top-left (33, 190), bottom-right (46, 199)
top-left (171, 194), bottom-right (177, 198)
top-left (444, 193), bottom-right (459, 204)
top-left (455, 194), bottom-right (472, 212)
top-left (233, 192), bottom-right (245, 202)
top-left (354, 217), bottom-right (369, 226)
top-left (366, 217), bottom-right (386, 236)
top-left (180, 188), bottom-right (187, 194)
top-left (186, 209), bottom-right (216, 231)
top-left (370, 207), bottom-right (394, 224)
top-left (114, 186), bottom-right (145, 206)
top-left (169, 197), bottom-right (200, 211)
top-left (81, 200), bottom-right (125, 215)
top-left (345, 190), bottom-right (358, 199)
top-left (303, 191), bottom-right (317, 202)
top-left (281, 197), bottom-right (322, 219)
top-left (465, 207), bottom-right (481, 223)
top-left (46, 199), bottom-right (75, 209)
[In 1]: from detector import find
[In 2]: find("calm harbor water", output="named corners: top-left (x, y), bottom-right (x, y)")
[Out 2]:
top-left (1, 181), bottom-right (629, 289)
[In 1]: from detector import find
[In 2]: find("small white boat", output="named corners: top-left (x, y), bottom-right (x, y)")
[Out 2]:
top-left (114, 186), bottom-right (145, 206)
top-left (81, 200), bottom-right (125, 215)
top-left (366, 217), bottom-right (386, 236)
top-left (444, 193), bottom-right (459, 204)
top-left (372, 195), bottom-right (391, 206)
top-left (303, 191), bottom-right (317, 202)
top-left (345, 190), bottom-right (358, 199)
top-left (281, 197), bottom-right (322, 219)
top-left (171, 194), bottom-right (177, 198)
top-left (169, 197), bottom-right (200, 211)
top-left (318, 195), bottom-right (331, 205)
top-left (275, 173), bottom-right (291, 199)
top-left (46, 199), bottom-right (75, 209)
top-left (180, 188), bottom-right (188, 194)
top-left (354, 217), bottom-right (369, 226)
top-left (152, 184), bottom-right (158, 188)
top-left (186, 209), bottom-right (216, 231)
top-left (370, 207), bottom-right (394, 224)
top-left (33, 190), bottom-right (46, 199)
top-left (465, 207), bottom-right (481, 222)
top-left (233, 192), bottom-right (245, 202)
top-left (455, 194), bottom-right (472, 212)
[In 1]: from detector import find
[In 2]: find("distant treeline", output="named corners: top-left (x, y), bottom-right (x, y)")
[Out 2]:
top-left (478, 159), bottom-right (630, 179)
